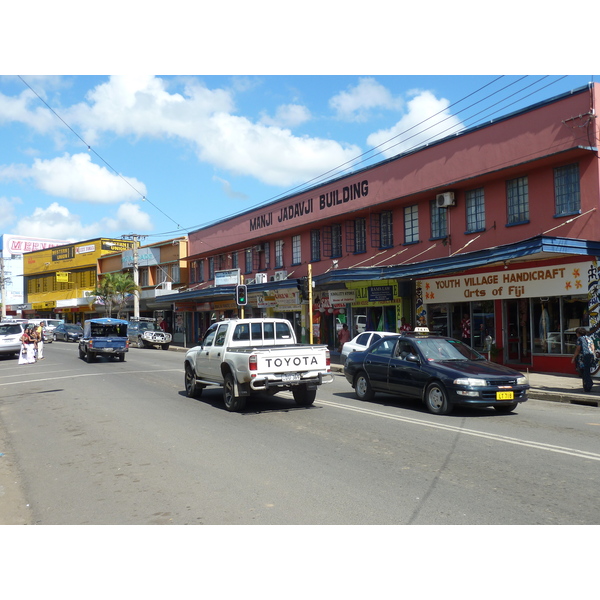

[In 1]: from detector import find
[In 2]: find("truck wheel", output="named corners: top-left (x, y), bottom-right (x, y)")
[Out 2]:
top-left (138, 336), bottom-right (145, 348)
top-left (293, 385), bottom-right (316, 407)
top-left (223, 373), bottom-right (246, 412)
top-left (85, 349), bottom-right (95, 363)
top-left (79, 346), bottom-right (85, 359)
top-left (119, 354), bottom-right (125, 362)
top-left (184, 364), bottom-right (203, 398)
top-left (161, 344), bottom-right (169, 350)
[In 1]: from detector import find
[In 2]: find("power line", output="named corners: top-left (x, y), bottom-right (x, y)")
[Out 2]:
top-left (17, 76), bottom-right (189, 232)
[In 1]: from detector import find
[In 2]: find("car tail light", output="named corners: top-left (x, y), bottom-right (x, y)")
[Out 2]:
top-left (326, 350), bottom-right (331, 367)
top-left (249, 355), bottom-right (257, 371)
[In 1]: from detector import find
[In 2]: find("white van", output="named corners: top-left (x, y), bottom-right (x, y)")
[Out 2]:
top-left (355, 314), bottom-right (366, 333)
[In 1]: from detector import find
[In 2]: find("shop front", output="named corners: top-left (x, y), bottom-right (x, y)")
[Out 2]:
top-left (417, 257), bottom-right (599, 374)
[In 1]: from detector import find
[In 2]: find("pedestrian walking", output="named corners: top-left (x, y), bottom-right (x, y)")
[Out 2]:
top-left (35, 321), bottom-right (45, 359)
top-left (19, 327), bottom-right (36, 364)
top-left (572, 327), bottom-right (596, 392)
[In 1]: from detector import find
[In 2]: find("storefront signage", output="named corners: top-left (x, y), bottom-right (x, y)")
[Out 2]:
top-left (328, 290), bottom-right (356, 304)
top-left (56, 271), bottom-right (69, 283)
top-left (368, 285), bottom-right (394, 303)
top-left (249, 180), bottom-right (369, 231)
top-left (122, 247), bottom-right (160, 268)
top-left (215, 269), bottom-right (240, 286)
top-left (52, 246), bottom-right (75, 261)
top-left (257, 290), bottom-right (300, 308)
top-left (421, 262), bottom-right (595, 303)
top-left (77, 244), bottom-right (96, 254)
top-left (31, 301), bottom-right (56, 310)
top-left (2, 235), bottom-right (68, 255)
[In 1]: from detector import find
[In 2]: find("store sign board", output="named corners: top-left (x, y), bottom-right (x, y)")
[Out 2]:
top-left (420, 261), bottom-right (595, 303)
top-left (215, 269), bottom-right (240, 286)
top-left (328, 290), bottom-right (356, 304)
top-left (122, 247), bottom-right (160, 268)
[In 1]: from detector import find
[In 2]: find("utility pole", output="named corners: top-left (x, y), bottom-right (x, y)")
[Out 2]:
top-left (308, 263), bottom-right (313, 344)
top-left (122, 234), bottom-right (146, 319)
top-left (0, 253), bottom-right (6, 320)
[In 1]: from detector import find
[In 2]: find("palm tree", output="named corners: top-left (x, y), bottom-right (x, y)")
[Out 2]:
top-left (93, 272), bottom-right (140, 319)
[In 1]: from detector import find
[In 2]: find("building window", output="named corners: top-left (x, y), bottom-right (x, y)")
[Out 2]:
top-left (355, 218), bottom-right (366, 253)
top-left (208, 257), bottom-right (214, 280)
top-left (231, 251), bottom-right (238, 269)
top-left (430, 200), bottom-right (447, 239)
top-left (404, 205), bottom-right (419, 244)
top-left (554, 163), bottom-right (580, 215)
top-left (245, 248), bottom-right (253, 274)
top-left (275, 240), bottom-right (284, 268)
top-left (292, 235), bottom-right (301, 265)
top-left (331, 223), bottom-right (342, 257)
top-left (506, 177), bottom-right (529, 225)
top-left (140, 268), bottom-right (149, 287)
top-left (466, 188), bottom-right (485, 232)
top-left (310, 230), bottom-right (321, 262)
top-left (264, 242), bottom-right (270, 268)
top-left (380, 211), bottom-right (393, 248)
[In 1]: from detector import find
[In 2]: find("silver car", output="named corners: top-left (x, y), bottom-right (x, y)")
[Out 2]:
top-left (0, 322), bottom-right (26, 357)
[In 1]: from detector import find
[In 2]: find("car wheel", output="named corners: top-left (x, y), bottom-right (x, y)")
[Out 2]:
top-left (79, 346), bottom-right (85, 359)
top-left (425, 382), bottom-right (453, 415)
top-left (223, 372), bottom-right (246, 412)
top-left (119, 353), bottom-right (125, 362)
top-left (161, 344), bottom-right (169, 350)
top-left (53, 333), bottom-right (57, 341)
top-left (138, 336), bottom-right (145, 348)
top-left (85, 349), bottom-right (95, 363)
top-left (184, 364), bottom-right (203, 398)
top-left (292, 384), bottom-right (316, 407)
top-left (354, 372), bottom-right (374, 401)
top-left (494, 403), bottom-right (518, 413)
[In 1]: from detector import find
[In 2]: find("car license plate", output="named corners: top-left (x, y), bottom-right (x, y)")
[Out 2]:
top-left (282, 373), bottom-right (300, 382)
top-left (496, 391), bottom-right (514, 400)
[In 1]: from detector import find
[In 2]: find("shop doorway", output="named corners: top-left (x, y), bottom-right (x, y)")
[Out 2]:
top-left (504, 299), bottom-right (531, 364)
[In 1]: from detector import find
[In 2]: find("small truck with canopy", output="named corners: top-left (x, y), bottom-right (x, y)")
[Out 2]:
top-left (184, 317), bottom-right (333, 411)
top-left (79, 318), bottom-right (129, 362)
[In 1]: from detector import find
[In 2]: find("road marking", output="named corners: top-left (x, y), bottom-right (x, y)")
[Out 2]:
top-left (0, 369), bottom-right (183, 387)
top-left (317, 399), bottom-right (600, 462)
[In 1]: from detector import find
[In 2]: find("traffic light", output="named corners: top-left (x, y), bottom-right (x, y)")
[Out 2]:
top-left (297, 276), bottom-right (309, 301)
top-left (236, 284), bottom-right (247, 305)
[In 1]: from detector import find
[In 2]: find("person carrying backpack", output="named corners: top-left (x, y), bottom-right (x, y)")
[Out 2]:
top-left (572, 327), bottom-right (596, 392)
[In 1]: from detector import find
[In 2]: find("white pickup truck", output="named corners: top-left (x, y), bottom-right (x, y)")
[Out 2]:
top-left (184, 318), bottom-right (333, 411)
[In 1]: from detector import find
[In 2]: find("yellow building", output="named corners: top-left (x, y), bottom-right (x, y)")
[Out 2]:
top-left (23, 238), bottom-right (133, 320)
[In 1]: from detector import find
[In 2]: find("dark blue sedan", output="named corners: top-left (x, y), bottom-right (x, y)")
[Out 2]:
top-left (344, 330), bottom-right (529, 415)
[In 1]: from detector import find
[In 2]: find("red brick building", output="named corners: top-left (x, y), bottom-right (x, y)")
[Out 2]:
top-left (163, 83), bottom-right (600, 374)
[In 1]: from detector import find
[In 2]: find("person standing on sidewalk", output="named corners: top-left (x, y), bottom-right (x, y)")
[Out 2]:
top-left (572, 327), bottom-right (595, 392)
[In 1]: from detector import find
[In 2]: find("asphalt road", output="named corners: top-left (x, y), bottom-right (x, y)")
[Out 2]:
top-left (1, 341), bottom-right (600, 525)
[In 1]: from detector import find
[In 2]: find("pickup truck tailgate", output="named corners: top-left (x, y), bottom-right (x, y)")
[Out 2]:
top-left (253, 347), bottom-right (328, 373)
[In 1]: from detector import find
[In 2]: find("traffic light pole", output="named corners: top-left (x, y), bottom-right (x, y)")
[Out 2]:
top-left (239, 275), bottom-right (245, 319)
top-left (308, 263), bottom-right (313, 344)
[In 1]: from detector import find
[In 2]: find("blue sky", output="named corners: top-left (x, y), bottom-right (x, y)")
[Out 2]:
top-left (2, 5), bottom-right (598, 246)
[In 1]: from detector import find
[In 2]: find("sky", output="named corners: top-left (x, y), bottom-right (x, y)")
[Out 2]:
top-left (1, 73), bottom-right (598, 246)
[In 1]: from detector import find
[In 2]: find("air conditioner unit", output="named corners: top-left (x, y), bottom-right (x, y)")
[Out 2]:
top-left (255, 273), bottom-right (268, 284)
top-left (274, 270), bottom-right (288, 281)
top-left (436, 192), bottom-right (455, 207)
top-left (161, 281), bottom-right (172, 290)
top-left (253, 244), bottom-right (265, 252)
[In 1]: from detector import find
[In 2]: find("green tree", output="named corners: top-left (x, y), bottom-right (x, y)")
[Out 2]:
top-left (93, 272), bottom-right (140, 319)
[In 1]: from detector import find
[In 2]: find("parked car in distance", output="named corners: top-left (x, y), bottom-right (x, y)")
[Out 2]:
top-left (79, 318), bottom-right (129, 362)
top-left (344, 329), bottom-right (529, 415)
top-left (341, 330), bottom-right (399, 364)
top-left (53, 323), bottom-right (84, 342)
top-left (0, 321), bottom-right (26, 357)
top-left (128, 318), bottom-right (172, 350)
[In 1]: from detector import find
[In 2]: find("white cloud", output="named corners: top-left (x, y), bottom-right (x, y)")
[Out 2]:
top-left (41, 76), bottom-right (360, 187)
top-left (260, 104), bottom-right (312, 128)
top-left (366, 90), bottom-right (463, 158)
top-left (0, 196), bottom-right (18, 228)
top-left (0, 152), bottom-right (146, 203)
top-left (12, 201), bottom-right (153, 241)
top-left (329, 77), bottom-right (403, 122)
